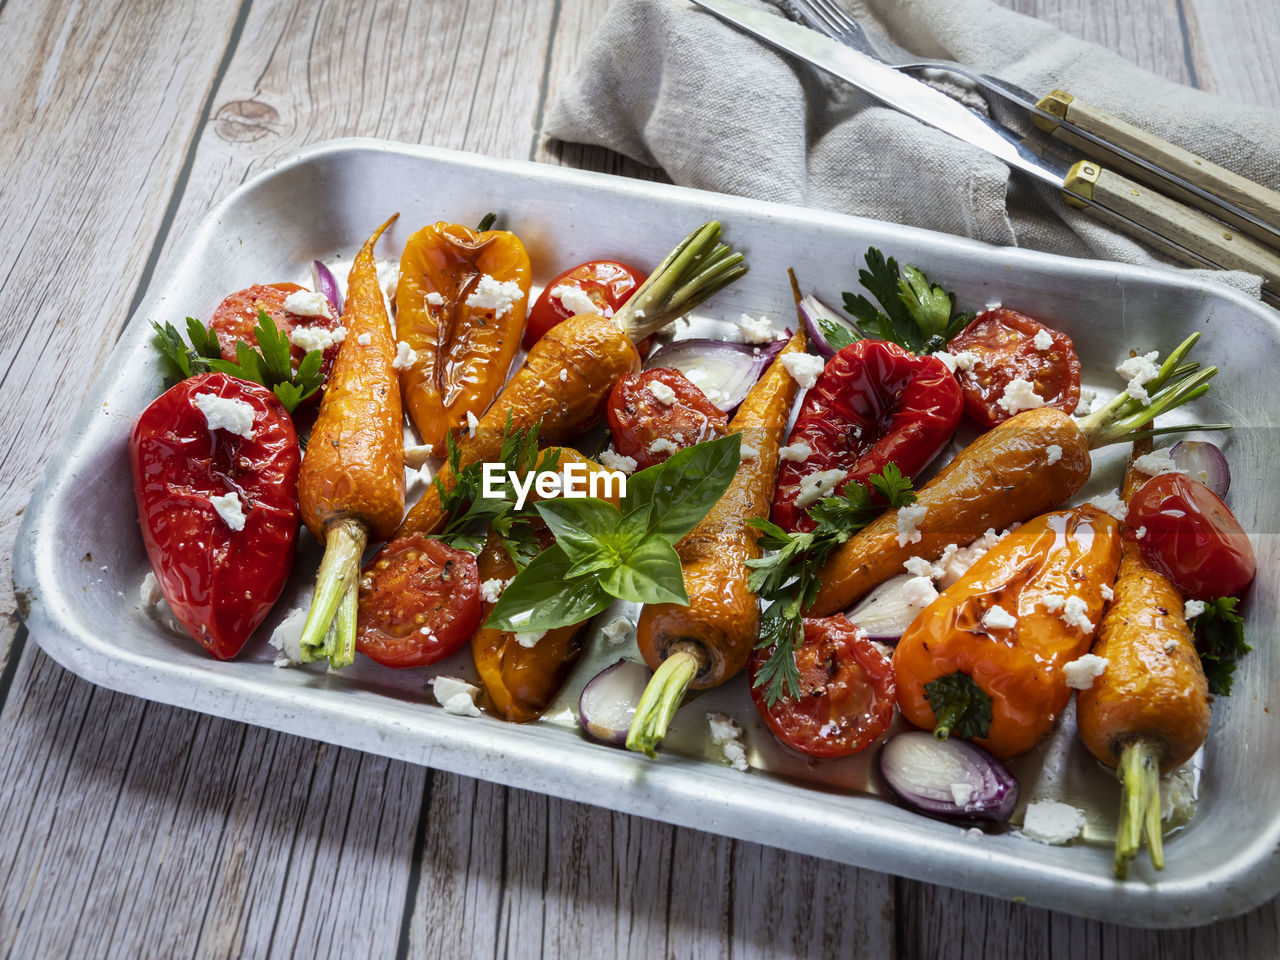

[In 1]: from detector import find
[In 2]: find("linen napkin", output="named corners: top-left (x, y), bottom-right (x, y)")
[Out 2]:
top-left (545, 0), bottom-right (1280, 297)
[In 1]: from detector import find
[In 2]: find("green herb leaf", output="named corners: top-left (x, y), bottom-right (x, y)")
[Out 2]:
top-left (841, 247), bottom-right (972, 355)
top-left (633, 432), bottom-right (742, 543)
top-left (151, 320), bottom-right (206, 382)
top-left (485, 544), bottom-right (613, 632)
top-left (598, 534), bottom-right (689, 605)
top-left (186, 317), bottom-right (224, 360)
top-left (815, 314), bottom-right (859, 353)
top-left (924, 671), bottom-right (993, 740)
top-left (751, 597), bottom-right (805, 704)
top-left (1192, 596), bottom-right (1251, 696)
top-left (534, 497), bottom-right (620, 564)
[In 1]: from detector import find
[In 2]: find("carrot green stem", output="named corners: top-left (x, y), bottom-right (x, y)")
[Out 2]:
top-left (1114, 740), bottom-right (1164, 879)
top-left (299, 517), bottom-right (368, 668)
top-left (625, 650), bottom-right (701, 758)
top-left (1079, 334), bottom-right (1229, 448)
top-left (614, 222), bottom-right (748, 341)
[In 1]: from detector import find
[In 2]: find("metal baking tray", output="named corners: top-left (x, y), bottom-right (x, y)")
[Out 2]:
top-left (14, 140), bottom-right (1279, 927)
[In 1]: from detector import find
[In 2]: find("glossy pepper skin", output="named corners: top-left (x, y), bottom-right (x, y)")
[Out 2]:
top-left (772, 339), bottom-right (962, 533)
top-left (893, 504), bottom-right (1122, 759)
top-left (396, 221), bottom-right (532, 452)
top-left (130, 372), bottom-right (301, 659)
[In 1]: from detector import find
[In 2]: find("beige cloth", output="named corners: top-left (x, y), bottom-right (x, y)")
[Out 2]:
top-left (545, 0), bottom-right (1278, 296)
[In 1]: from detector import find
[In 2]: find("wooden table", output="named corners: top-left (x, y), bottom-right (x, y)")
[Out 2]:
top-left (2, 0), bottom-right (1276, 956)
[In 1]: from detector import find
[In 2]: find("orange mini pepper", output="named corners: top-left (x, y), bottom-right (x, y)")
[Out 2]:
top-left (396, 221), bottom-right (531, 452)
top-left (893, 504), bottom-right (1122, 759)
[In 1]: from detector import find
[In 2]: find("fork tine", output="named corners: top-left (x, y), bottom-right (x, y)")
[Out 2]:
top-left (806, 0), bottom-right (874, 50)
top-left (786, 0), bottom-right (851, 41)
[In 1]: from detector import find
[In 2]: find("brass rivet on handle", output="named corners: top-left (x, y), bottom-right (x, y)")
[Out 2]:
top-left (1223, 232), bottom-right (1234, 241)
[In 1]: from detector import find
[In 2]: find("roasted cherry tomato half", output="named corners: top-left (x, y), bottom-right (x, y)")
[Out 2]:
top-left (356, 534), bottom-right (483, 667)
top-left (525, 259), bottom-right (646, 348)
top-left (130, 372), bottom-right (301, 660)
top-left (946, 308), bottom-right (1081, 429)
top-left (750, 615), bottom-right (896, 758)
top-left (1127, 472), bottom-right (1256, 599)
top-left (607, 368), bottom-right (729, 470)
top-left (209, 282), bottom-right (343, 380)
top-left (772, 340), bottom-right (962, 533)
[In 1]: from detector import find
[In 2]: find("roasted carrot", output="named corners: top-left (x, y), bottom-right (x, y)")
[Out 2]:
top-left (809, 335), bottom-right (1223, 617)
top-left (296, 214), bottom-right (403, 666)
top-left (396, 222), bottom-right (532, 451)
top-left (1077, 443), bottom-right (1211, 878)
top-left (626, 326), bottom-right (807, 756)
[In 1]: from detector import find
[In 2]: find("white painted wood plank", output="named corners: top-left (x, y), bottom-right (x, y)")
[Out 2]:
top-left (1184, 0), bottom-right (1280, 108)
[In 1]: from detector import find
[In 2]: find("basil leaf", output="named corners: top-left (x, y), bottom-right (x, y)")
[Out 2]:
top-left (642, 432), bottom-right (742, 544)
top-left (599, 534), bottom-right (688, 605)
top-left (534, 497), bottom-right (619, 563)
top-left (485, 544), bottom-right (612, 632)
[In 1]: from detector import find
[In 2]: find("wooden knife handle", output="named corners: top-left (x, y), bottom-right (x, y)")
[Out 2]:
top-left (1037, 90), bottom-right (1280, 248)
top-left (1064, 160), bottom-right (1280, 292)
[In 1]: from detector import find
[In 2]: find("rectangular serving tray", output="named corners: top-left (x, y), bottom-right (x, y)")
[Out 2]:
top-left (14, 139), bottom-right (1280, 928)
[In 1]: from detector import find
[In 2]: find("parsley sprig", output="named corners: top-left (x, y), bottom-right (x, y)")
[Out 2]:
top-left (1190, 597), bottom-right (1251, 696)
top-left (746, 464), bottom-right (917, 706)
top-left (151, 308), bottom-right (325, 413)
top-left (841, 247), bottom-right (973, 355)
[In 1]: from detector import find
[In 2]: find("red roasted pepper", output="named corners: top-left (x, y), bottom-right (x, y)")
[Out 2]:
top-left (771, 340), bottom-right (962, 532)
top-left (130, 372), bottom-right (301, 659)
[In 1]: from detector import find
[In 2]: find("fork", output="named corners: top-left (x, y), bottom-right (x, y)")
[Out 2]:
top-left (782, 0), bottom-right (1280, 251)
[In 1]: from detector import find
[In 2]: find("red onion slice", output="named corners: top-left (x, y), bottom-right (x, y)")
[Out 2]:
top-left (579, 659), bottom-right (651, 744)
top-left (797, 294), bottom-right (859, 359)
top-left (1170, 440), bottom-right (1230, 498)
top-left (879, 731), bottom-right (1019, 822)
top-left (644, 337), bottom-right (788, 412)
top-left (312, 260), bottom-right (343, 314)
top-left (846, 574), bottom-right (926, 644)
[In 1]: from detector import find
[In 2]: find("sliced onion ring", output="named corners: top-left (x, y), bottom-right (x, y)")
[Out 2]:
top-left (313, 259), bottom-right (343, 314)
top-left (846, 573), bottom-right (925, 644)
top-left (878, 731), bottom-right (1019, 822)
top-left (579, 659), bottom-right (651, 744)
top-left (1170, 440), bottom-right (1230, 498)
top-left (798, 294), bottom-right (859, 359)
top-left (644, 336), bottom-right (788, 412)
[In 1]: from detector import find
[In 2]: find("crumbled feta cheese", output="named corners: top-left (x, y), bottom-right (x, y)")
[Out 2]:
top-left (551, 284), bottom-right (600, 317)
top-left (1040, 593), bottom-right (1067, 613)
top-left (736, 313), bottom-right (776, 344)
top-left (780, 352), bottom-right (825, 389)
top-left (933, 527), bottom-right (1012, 587)
top-left (404, 443), bottom-right (434, 468)
top-left (1135, 526), bottom-right (1147, 540)
top-left (392, 340), bottom-right (418, 370)
top-left (1063, 653), bottom-right (1109, 689)
top-left (282, 289), bottom-right (332, 317)
top-left (984, 301), bottom-right (1003, 312)
top-left (1046, 444), bottom-right (1062, 465)
top-left (896, 503), bottom-right (928, 547)
top-left (598, 448), bottom-right (638, 474)
top-left (289, 324), bottom-right (346, 354)
top-left (931, 350), bottom-right (977, 374)
top-left (901, 576), bottom-right (939, 608)
top-left (706, 713), bottom-right (749, 772)
top-left (514, 630), bottom-right (545, 649)
top-left (1021, 800), bottom-right (1086, 844)
top-left (431, 676), bottom-right (482, 716)
top-left (1185, 599), bottom-right (1206, 620)
top-left (558, 368), bottom-right (568, 382)
top-left (739, 442), bottom-right (759, 460)
top-left (480, 578), bottom-right (508, 604)
top-left (649, 438), bottom-right (679, 456)
top-left (795, 469), bottom-right (847, 509)
top-left (949, 782), bottom-right (975, 808)
top-left (1117, 350), bottom-right (1160, 406)
top-left (1075, 387), bottom-right (1098, 415)
top-left (405, 464), bottom-right (430, 495)
top-left (1088, 492), bottom-right (1127, 522)
top-left (779, 442), bottom-right (813, 463)
top-left (600, 617), bottom-right (634, 646)
top-left (268, 607), bottom-right (309, 667)
top-left (466, 274), bottom-right (524, 317)
top-left (1060, 595), bottom-right (1095, 634)
top-left (903, 556), bottom-right (934, 578)
top-left (356, 332), bottom-right (372, 346)
top-left (209, 492), bottom-right (246, 531)
top-left (425, 291), bottom-right (445, 307)
top-left (982, 604), bottom-right (1017, 631)
top-left (465, 410), bottom-right (479, 437)
top-left (648, 379), bottom-right (678, 405)
top-left (1033, 329), bottom-right (1054, 351)
top-left (1101, 583), bottom-right (1114, 601)
top-left (138, 570), bottom-right (185, 636)
top-left (381, 262), bottom-right (400, 302)
top-left (193, 392), bottom-right (256, 439)
top-left (996, 377), bottom-right (1044, 415)
top-left (1132, 450), bottom-right (1184, 477)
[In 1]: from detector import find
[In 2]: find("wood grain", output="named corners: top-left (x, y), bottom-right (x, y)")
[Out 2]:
top-left (3, 0), bottom-right (1280, 957)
